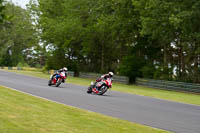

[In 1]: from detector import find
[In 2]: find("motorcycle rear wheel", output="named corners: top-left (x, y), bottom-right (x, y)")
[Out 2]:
top-left (56, 79), bottom-right (62, 87)
top-left (98, 85), bottom-right (108, 95)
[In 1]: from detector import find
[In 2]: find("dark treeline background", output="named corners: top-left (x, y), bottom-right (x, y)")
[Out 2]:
top-left (0, 0), bottom-right (200, 83)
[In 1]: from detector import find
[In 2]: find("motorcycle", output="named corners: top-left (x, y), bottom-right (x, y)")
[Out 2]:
top-left (87, 78), bottom-right (112, 95)
top-left (48, 72), bottom-right (67, 87)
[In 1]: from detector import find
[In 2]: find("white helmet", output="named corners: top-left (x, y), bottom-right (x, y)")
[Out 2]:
top-left (63, 67), bottom-right (68, 71)
top-left (108, 72), bottom-right (114, 77)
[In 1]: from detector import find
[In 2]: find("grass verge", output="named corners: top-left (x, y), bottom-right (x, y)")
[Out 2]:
top-left (0, 86), bottom-right (171, 133)
top-left (1, 69), bottom-right (200, 106)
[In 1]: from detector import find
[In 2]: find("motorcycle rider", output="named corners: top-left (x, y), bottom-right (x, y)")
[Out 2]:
top-left (52, 67), bottom-right (68, 82)
top-left (94, 72), bottom-right (114, 90)
top-left (96, 72), bottom-right (114, 82)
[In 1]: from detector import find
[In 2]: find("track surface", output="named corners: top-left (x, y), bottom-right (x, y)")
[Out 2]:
top-left (0, 70), bottom-right (200, 133)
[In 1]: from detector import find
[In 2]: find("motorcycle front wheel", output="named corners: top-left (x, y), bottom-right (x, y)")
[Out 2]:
top-left (48, 80), bottom-right (52, 86)
top-left (87, 86), bottom-right (92, 93)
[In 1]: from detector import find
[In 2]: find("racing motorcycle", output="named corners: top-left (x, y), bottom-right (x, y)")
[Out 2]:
top-left (48, 72), bottom-right (67, 87)
top-left (87, 78), bottom-right (112, 95)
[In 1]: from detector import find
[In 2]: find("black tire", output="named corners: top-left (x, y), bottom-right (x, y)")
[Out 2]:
top-left (98, 85), bottom-right (108, 95)
top-left (48, 80), bottom-right (52, 86)
top-left (87, 86), bottom-right (92, 93)
top-left (56, 79), bottom-right (62, 87)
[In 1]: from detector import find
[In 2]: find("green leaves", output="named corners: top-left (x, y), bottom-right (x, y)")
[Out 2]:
top-left (0, 2), bottom-right (38, 67)
top-left (0, 0), bottom-right (5, 23)
top-left (24, 0), bottom-right (200, 83)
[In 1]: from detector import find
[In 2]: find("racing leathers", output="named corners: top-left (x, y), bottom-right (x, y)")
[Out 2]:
top-left (52, 69), bottom-right (68, 82)
top-left (95, 74), bottom-right (112, 90)
top-left (96, 74), bottom-right (111, 82)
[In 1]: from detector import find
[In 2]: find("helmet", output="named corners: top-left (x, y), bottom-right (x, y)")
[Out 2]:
top-left (108, 72), bottom-right (114, 77)
top-left (63, 67), bottom-right (68, 71)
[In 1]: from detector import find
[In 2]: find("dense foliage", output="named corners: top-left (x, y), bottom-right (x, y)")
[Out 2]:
top-left (0, 2), bottom-right (39, 67)
top-left (0, 0), bottom-right (200, 83)
top-left (0, 0), bottom-right (5, 22)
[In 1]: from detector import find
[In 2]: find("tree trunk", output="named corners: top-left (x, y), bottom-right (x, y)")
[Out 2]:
top-left (163, 45), bottom-right (168, 69)
top-left (194, 54), bottom-right (199, 83)
top-left (163, 44), bottom-right (169, 79)
top-left (101, 41), bottom-right (104, 73)
top-left (181, 47), bottom-right (185, 79)
top-left (178, 46), bottom-right (182, 80)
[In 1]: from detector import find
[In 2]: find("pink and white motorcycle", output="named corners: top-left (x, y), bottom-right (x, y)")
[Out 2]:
top-left (87, 78), bottom-right (112, 95)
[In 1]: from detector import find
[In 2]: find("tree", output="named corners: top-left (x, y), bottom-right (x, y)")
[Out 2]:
top-left (0, 0), bottom-right (5, 23)
top-left (0, 2), bottom-right (38, 67)
top-left (28, 0), bottom-right (200, 83)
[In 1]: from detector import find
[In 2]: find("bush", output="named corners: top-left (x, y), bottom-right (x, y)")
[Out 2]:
top-left (17, 62), bottom-right (29, 68)
top-left (118, 55), bottom-right (145, 83)
top-left (35, 63), bottom-right (42, 68)
top-left (141, 65), bottom-right (155, 79)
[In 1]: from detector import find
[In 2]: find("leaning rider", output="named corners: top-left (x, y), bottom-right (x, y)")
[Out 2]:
top-left (96, 72), bottom-right (114, 82)
top-left (95, 72), bottom-right (114, 90)
top-left (53, 67), bottom-right (68, 82)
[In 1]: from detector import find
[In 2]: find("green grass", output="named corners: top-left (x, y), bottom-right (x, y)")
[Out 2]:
top-left (112, 84), bottom-right (200, 105)
top-left (0, 86), bottom-right (171, 133)
top-left (2, 69), bottom-right (200, 106)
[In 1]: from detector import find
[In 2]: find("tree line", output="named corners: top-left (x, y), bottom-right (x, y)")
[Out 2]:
top-left (0, 0), bottom-right (200, 83)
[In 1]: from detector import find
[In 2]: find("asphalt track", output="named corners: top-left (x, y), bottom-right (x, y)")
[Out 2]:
top-left (0, 70), bottom-right (200, 133)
